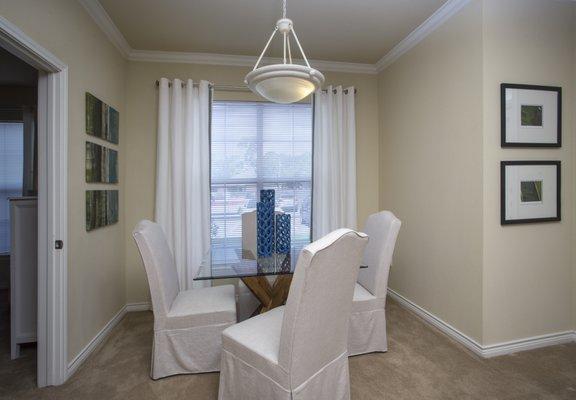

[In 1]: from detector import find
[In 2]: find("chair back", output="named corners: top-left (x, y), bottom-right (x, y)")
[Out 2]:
top-left (357, 211), bottom-right (401, 298)
top-left (132, 220), bottom-right (180, 316)
top-left (279, 229), bottom-right (368, 388)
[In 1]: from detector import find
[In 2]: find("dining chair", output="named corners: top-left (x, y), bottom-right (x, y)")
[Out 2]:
top-left (348, 210), bottom-right (401, 356)
top-left (218, 228), bottom-right (368, 400)
top-left (132, 220), bottom-right (237, 379)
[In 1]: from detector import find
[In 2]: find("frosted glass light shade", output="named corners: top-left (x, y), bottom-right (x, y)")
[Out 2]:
top-left (246, 64), bottom-right (324, 104)
top-left (255, 77), bottom-right (315, 103)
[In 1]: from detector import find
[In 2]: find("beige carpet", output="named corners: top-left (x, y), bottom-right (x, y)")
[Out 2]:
top-left (1, 297), bottom-right (575, 400)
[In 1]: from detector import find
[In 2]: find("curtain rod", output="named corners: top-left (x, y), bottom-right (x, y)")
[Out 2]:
top-left (155, 80), bottom-right (248, 92)
top-left (154, 80), bottom-right (357, 94)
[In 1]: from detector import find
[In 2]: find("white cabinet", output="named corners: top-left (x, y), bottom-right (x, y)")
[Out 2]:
top-left (9, 197), bottom-right (37, 359)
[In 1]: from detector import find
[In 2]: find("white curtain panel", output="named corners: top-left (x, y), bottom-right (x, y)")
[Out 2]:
top-left (313, 86), bottom-right (357, 239)
top-left (156, 78), bottom-right (211, 290)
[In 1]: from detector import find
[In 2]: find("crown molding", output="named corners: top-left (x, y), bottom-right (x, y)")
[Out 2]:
top-left (310, 59), bottom-right (377, 74)
top-left (129, 50), bottom-right (256, 67)
top-left (376, 0), bottom-right (472, 72)
top-left (78, 0), bottom-right (376, 74)
top-left (77, 0), bottom-right (131, 57)
top-left (77, 0), bottom-right (375, 74)
top-left (128, 49), bottom-right (377, 74)
top-left (79, 0), bottom-right (470, 75)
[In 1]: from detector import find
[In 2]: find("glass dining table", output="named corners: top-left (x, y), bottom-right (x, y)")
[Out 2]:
top-left (195, 238), bottom-right (367, 315)
top-left (195, 240), bottom-right (308, 315)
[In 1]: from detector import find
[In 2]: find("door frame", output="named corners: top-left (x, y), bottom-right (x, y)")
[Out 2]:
top-left (0, 16), bottom-right (69, 387)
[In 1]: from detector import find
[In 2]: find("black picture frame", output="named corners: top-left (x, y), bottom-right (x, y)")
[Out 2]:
top-left (500, 160), bottom-right (561, 225)
top-left (501, 83), bottom-right (562, 147)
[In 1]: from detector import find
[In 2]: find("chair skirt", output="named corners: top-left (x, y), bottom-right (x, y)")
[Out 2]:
top-left (348, 309), bottom-right (387, 356)
top-left (218, 350), bottom-right (351, 400)
top-left (151, 322), bottom-right (234, 379)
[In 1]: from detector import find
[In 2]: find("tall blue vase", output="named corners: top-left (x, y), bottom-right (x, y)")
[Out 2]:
top-left (257, 189), bottom-right (275, 257)
top-left (275, 214), bottom-right (291, 254)
top-left (260, 189), bottom-right (275, 204)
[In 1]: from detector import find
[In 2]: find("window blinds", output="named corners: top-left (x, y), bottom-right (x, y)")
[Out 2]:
top-left (210, 101), bottom-right (313, 251)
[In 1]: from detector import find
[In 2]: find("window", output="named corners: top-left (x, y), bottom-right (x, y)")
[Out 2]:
top-left (210, 101), bottom-right (313, 255)
top-left (0, 122), bottom-right (24, 254)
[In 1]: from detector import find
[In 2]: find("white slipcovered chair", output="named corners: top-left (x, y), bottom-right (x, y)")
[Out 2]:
top-left (132, 220), bottom-right (237, 379)
top-left (348, 210), bottom-right (401, 356)
top-left (218, 229), bottom-right (368, 400)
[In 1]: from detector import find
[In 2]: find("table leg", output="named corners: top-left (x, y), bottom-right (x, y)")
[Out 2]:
top-left (250, 305), bottom-right (263, 318)
top-left (262, 275), bottom-right (292, 313)
top-left (241, 275), bottom-right (293, 314)
top-left (241, 276), bottom-right (273, 306)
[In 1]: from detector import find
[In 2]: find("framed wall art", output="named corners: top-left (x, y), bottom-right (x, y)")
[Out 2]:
top-left (500, 161), bottom-right (560, 225)
top-left (86, 190), bottom-right (119, 231)
top-left (86, 92), bottom-right (119, 144)
top-left (85, 141), bottom-right (118, 183)
top-left (501, 84), bottom-right (561, 147)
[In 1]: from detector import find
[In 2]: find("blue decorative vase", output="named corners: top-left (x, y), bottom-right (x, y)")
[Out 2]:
top-left (279, 253), bottom-right (291, 273)
top-left (257, 189), bottom-right (275, 257)
top-left (275, 214), bottom-right (291, 254)
top-left (260, 189), bottom-right (275, 204)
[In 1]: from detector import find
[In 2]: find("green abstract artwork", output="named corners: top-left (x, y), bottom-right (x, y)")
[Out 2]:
top-left (86, 141), bottom-right (118, 183)
top-left (86, 190), bottom-right (119, 231)
top-left (520, 180), bottom-right (543, 203)
top-left (86, 92), bottom-right (119, 144)
top-left (520, 105), bottom-right (543, 127)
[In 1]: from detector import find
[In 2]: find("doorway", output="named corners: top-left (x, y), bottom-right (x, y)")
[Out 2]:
top-left (0, 45), bottom-right (39, 389)
top-left (0, 17), bottom-right (68, 387)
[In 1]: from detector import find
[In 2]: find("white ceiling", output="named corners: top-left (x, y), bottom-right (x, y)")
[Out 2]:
top-left (98, 0), bottom-right (448, 64)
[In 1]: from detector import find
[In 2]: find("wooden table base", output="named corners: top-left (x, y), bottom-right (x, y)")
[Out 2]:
top-left (241, 274), bottom-right (293, 315)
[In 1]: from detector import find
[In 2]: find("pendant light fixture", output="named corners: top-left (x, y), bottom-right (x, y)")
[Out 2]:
top-left (245, 0), bottom-right (325, 104)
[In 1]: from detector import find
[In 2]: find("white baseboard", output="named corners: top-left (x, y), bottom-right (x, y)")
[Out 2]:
top-left (388, 288), bottom-right (576, 358)
top-left (66, 302), bottom-right (152, 378)
top-left (67, 305), bottom-right (127, 378)
top-left (388, 288), bottom-right (485, 355)
top-left (125, 302), bottom-right (151, 312)
top-left (481, 330), bottom-right (576, 358)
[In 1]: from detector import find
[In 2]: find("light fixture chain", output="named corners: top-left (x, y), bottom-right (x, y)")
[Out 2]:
top-left (283, 0), bottom-right (287, 18)
top-left (287, 33), bottom-right (293, 64)
top-left (283, 32), bottom-right (287, 64)
top-left (290, 28), bottom-right (311, 68)
top-left (253, 27), bottom-right (278, 70)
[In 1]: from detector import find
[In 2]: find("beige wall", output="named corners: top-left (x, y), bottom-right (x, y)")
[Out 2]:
top-left (573, 11), bottom-right (576, 333)
top-left (481, 0), bottom-right (575, 344)
top-left (0, 0), bottom-right (127, 361)
top-left (378, 1), bottom-right (484, 341)
top-left (124, 62), bottom-right (379, 303)
top-left (379, 0), bottom-right (576, 345)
